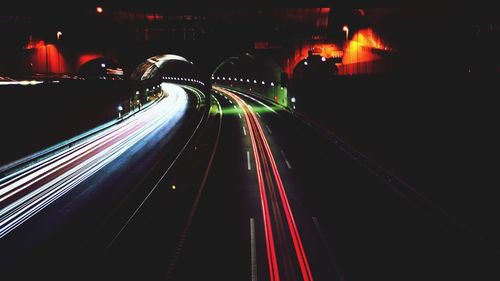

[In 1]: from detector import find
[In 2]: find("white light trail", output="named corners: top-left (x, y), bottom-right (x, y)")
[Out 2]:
top-left (0, 83), bottom-right (188, 238)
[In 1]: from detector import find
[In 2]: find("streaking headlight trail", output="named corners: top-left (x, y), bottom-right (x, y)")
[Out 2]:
top-left (0, 83), bottom-right (188, 239)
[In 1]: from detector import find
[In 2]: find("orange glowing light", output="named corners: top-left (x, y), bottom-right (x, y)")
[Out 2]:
top-left (96, 6), bottom-right (103, 13)
top-left (338, 28), bottom-right (393, 75)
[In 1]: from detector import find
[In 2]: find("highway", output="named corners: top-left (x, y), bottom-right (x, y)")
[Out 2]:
top-left (160, 86), bottom-right (494, 281)
top-left (0, 83), bottom-right (209, 279)
top-left (0, 83), bottom-right (495, 281)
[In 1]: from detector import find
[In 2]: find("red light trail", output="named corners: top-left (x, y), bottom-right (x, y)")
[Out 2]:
top-left (216, 87), bottom-right (314, 281)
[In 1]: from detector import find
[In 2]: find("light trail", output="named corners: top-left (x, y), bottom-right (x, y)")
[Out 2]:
top-left (0, 83), bottom-right (188, 238)
top-left (215, 86), bottom-right (314, 281)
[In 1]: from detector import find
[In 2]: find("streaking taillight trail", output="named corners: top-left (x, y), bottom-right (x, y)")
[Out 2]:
top-left (216, 86), bottom-right (313, 281)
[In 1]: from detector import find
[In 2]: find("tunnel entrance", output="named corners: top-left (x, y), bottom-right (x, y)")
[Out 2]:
top-left (77, 58), bottom-right (123, 80)
top-left (212, 53), bottom-right (288, 106)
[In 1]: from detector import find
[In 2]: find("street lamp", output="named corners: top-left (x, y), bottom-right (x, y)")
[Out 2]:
top-left (56, 31), bottom-right (62, 73)
top-left (117, 105), bottom-right (123, 118)
top-left (342, 25), bottom-right (349, 41)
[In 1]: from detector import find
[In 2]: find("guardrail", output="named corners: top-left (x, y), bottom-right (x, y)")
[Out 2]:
top-left (0, 92), bottom-right (165, 180)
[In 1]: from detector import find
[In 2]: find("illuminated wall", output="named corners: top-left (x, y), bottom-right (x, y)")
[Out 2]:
top-left (285, 28), bottom-right (394, 76)
top-left (28, 43), bottom-right (69, 74)
top-left (24, 38), bottom-right (107, 75)
top-left (338, 28), bottom-right (393, 75)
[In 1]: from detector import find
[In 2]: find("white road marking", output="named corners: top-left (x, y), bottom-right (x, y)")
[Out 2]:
top-left (250, 218), bottom-right (258, 281)
top-left (243, 126), bottom-right (247, 136)
top-left (265, 125), bottom-right (272, 134)
top-left (247, 151), bottom-right (252, 170)
top-left (239, 113), bottom-right (242, 119)
top-left (280, 149), bottom-right (292, 169)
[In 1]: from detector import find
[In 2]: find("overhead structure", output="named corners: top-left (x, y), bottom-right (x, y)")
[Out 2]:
top-left (131, 54), bottom-right (191, 81)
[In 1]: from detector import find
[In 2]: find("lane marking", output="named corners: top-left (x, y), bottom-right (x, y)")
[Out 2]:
top-left (280, 150), bottom-right (292, 169)
top-left (247, 151), bottom-right (252, 170)
top-left (256, 112), bottom-right (261, 118)
top-left (239, 113), bottom-right (242, 119)
top-left (243, 126), bottom-right (247, 136)
top-left (265, 125), bottom-right (272, 135)
top-left (216, 87), bottom-right (280, 281)
top-left (250, 218), bottom-right (258, 281)
top-left (234, 105), bottom-right (238, 110)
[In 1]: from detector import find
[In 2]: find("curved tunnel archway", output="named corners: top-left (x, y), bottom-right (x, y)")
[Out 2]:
top-left (131, 54), bottom-right (207, 89)
top-left (129, 54), bottom-right (209, 112)
top-left (293, 55), bottom-right (338, 81)
top-left (211, 53), bottom-right (288, 106)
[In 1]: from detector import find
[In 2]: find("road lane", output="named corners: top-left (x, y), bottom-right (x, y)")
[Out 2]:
top-left (222, 86), bottom-right (496, 281)
top-left (218, 86), bottom-right (315, 281)
top-left (0, 83), bottom-right (208, 280)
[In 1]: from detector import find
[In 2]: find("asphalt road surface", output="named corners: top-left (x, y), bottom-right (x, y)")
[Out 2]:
top-left (0, 83), bottom-right (496, 281)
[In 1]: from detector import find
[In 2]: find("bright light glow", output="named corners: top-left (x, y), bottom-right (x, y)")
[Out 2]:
top-left (0, 80), bottom-right (44, 86)
top-left (321, 56), bottom-right (326, 62)
top-left (247, 79), bottom-right (250, 82)
top-left (253, 80), bottom-right (257, 83)
top-left (101, 63), bottom-right (106, 68)
top-left (270, 82), bottom-right (275, 86)
top-left (291, 97), bottom-right (296, 103)
top-left (96, 6), bottom-right (103, 13)
top-left (117, 105), bottom-right (123, 111)
top-left (304, 61), bottom-right (308, 66)
top-left (146, 54), bottom-right (190, 69)
top-left (240, 78), bottom-right (243, 82)
top-left (261, 81), bottom-right (265, 85)
top-left (343, 25), bottom-right (349, 41)
top-left (171, 185), bottom-right (176, 190)
top-left (135, 91), bottom-right (139, 95)
top-left (56, 31), bottom-right (62, 40)
top-left (0, 84), bottom-right (188, 238)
